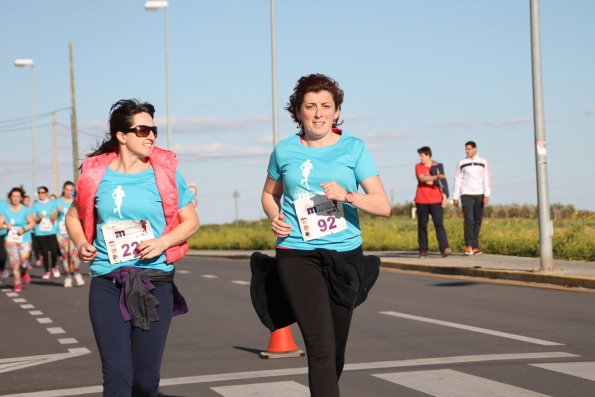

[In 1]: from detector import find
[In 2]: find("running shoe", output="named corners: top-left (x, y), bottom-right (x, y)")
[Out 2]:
top-left (42, 272), bottom-right (50, 280)
top-left (52, 267), bottom-right (61, 278)
top-left (35, 257), bottom-right (43, 267)
top-left (74, 273), bottom-right (85, 287)
top-left (1, 269), bottom-right (9, 279)
top-left (13, 283), bottom-right (22, 292)
top-left (473, 248), bottom-right (482, 255)
top-left (464, 246), bottom-right (474, 256)
top-left (64, 276), bottom-right (73, 288)
top-left (419, 250), bottom-right (428, 258)
top-left (441, 248), bottom-right (452, 258)
top-left (22, 273), bottom-right (31, 285)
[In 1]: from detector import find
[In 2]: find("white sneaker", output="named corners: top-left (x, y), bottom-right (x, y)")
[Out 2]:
top-left (64, 276), bottom-right (73, 288)
top-left (1, 269), bottom-right (9, 279)
top-left (52, 268), bottom-right (61, 278)
top-left (74, 273), bottom-right (85, 287)
top-left (42, 272), bottom-right (50, 280)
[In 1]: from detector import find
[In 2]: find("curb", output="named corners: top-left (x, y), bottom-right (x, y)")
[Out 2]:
top-left (380, 261), bottom-right (595, 290)
top-left (186, 251), bottom-right (595, 291)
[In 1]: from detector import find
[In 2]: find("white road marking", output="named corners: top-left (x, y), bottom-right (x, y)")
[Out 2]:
top-left (20, 304), bottom-right (35, 309)
top-left (46, 327), bottom-right (65, 334)
top-left (0, 349), bottom-right (91, 375)
top-left (6, 292), bottom-right (18, 297)
top-left (201, 274), bottom-right (219, 279)
top-left (58, 338), bottom-right (78, 345)
top-left (0, 352), bottom-right (576, 397)
top-left (380, 311), bottom-right (563, 346)
top-left (531, 361), bottom-right (595, 382)
top-left (176, 269), bottom-right (191, 274)
top-left (231, 280), bottom-right (250, 286)
top-left (373, 369), bottom-right (552, 396)
top-left (29, 310), bottom-right (43, 316)
top-left (13, 298), bottom-right (27, 303)
top-left (36, 318), bottom-right (53, 324)
top-left (212, 381), bottom-right (309, 396)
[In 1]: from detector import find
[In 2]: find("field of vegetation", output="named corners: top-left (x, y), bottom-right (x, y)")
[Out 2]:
top-left (187, 203), bottom-right (594, 261)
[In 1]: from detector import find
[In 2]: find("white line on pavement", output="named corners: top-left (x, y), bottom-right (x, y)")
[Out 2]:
top-left (212, 381), bottom-right (310, 396)
top-left (380, 311), bottom-right (563, 346)
top-left (201, 274), bottom-right (219, 279)
top-left (36, 318), bottom-right (53, 324)
top-left (373, 369), bottom-right (552, 397)
top-left (231, 280), bottom-right (250, 285)
top-left (0, 351), bottom-right (577, 397)
top-left (29, 310), bottom-right (43, 316)
top-left (20, 304), bottom-right (34, 309)
top-left (46, 327), bottom-right (65, 335)
top-left (13, 298), bottom-right (27, 303)
top-left (531, 361), bottom-right (595, 382)
top-left (58, 338), bottom-right (78, 345)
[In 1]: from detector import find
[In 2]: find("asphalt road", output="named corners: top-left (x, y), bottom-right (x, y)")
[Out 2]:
top-left (1, 257), bottom-right (594, 397)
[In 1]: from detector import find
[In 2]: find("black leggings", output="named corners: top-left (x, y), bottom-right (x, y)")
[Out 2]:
top-left (276, 250), bottom-right (358, 397)
top-left (37, 234), bottom-right (59, 272)
top-left (0, 235), bottom-right (7, 271)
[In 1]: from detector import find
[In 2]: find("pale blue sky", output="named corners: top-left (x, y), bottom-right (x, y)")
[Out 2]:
top-left (2, 0), bottom-right (594, 224)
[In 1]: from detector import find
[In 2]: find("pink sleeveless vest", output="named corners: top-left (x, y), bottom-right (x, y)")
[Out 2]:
top-left (75, 147), bottom-right (189, 264)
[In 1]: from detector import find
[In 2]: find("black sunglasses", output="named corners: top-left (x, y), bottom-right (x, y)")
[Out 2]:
top-left (125, 125), bottom-right (158, 138)
top-left (38, 190), bottom-right (48, 194)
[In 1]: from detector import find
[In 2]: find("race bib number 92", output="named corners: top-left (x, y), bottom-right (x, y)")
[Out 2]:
top-left (294, 195), bottom-right (347, 241)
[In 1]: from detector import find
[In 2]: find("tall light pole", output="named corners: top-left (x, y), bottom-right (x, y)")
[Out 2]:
top-left (144, 0), bottom-right (172, 150)
top-left (14, 58), bottom-right (36, 192)
top-left (270, 0), bottom-right (280, 147)
top-left (529, 0), bottom-right (554, 271)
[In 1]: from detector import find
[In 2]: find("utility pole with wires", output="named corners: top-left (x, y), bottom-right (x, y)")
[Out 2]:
top-left (52, 112), bottom-right (59, 194)
top-left (69, 42), bottom-right (80, 181)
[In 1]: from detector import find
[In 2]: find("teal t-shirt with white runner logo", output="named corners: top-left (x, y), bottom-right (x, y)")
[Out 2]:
top-left (267, 132), bottom-right (378, 252)
top-left (90, 166), bottom-right (194, 277)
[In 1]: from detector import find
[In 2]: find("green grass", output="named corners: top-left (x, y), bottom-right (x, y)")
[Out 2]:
top-left (188, 216), bottom-right (595, 261)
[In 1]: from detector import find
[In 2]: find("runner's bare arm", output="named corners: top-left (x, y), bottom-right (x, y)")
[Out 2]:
top-left (262, 175), bottom-right (291, 237)
top-left (138, 204), bottom-right (200, 260)
top-left (320, 176), bottom-right (391, 217)
top-left (65, 202), bottom-right (97, 262)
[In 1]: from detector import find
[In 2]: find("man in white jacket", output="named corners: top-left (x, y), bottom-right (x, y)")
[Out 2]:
top-left (452, 141), bottom-right (492, 255)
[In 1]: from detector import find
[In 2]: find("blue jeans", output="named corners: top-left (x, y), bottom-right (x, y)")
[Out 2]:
top-left (416, 203), bottom-right (449, 252)
top-left (89, 276), bottom-right (173, 397)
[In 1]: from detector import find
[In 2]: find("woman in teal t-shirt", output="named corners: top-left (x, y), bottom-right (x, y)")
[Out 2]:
top-left (261, 74), bottom-right (391, 397)
top-left (65, 99), bottom-right (199, 397)
top-left (4, 187), bottom-right (35, 292)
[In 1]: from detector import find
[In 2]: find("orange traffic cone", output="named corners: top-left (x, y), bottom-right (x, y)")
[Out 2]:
top-left (259, 326), bottom-right (305, 359)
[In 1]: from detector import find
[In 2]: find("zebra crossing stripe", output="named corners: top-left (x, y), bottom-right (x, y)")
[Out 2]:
top-left (380, 311), bottom-right (563, 346)
top-left (531, 361), bottom-right (595, 382)
top-left (373, 369), bottom-right (552, 397)
top-left (212, 381), bottom-right (309, 396)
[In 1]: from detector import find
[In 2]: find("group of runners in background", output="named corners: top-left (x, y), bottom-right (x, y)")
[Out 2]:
top-left (0, 180), bottom-right (84, 292)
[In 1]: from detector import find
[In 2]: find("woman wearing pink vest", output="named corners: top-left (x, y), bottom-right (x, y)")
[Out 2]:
top-left (66, 99), bottom-right (199, 397)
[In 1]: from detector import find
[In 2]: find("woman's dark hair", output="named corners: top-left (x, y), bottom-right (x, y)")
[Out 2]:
top-left (61, 180), bottom-right (75, 196)
top-left (88, 99), bottom-right (155, 158)
top-left (417, 146), bottom-right (432, 157)
top-left (285, 74), bottom-right (344, 130)
top-left (7, 187), bottom-right (25, 200)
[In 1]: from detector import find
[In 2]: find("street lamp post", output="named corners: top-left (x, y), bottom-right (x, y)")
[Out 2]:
top-left (144, 0), bottom-right (172, 150)
top-left (14, 58), bottom-right (36, 192)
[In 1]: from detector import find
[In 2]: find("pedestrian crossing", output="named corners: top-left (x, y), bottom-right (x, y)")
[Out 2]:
top-left (205, 361), bottom-right (595, 397)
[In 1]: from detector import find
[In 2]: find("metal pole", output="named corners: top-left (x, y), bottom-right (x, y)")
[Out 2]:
top-left (270, 0), bottom-right (279, 147)
top-left (530, 0), bottom-right (554, 271)
top-left (30, 66), bottom-right (37, 193)
top-left (164, 7), bottom-right (172, 150)
top-left (69, 42), bottom-right (80, 181)
top-left (52, 112), bottom-right (58, 194)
